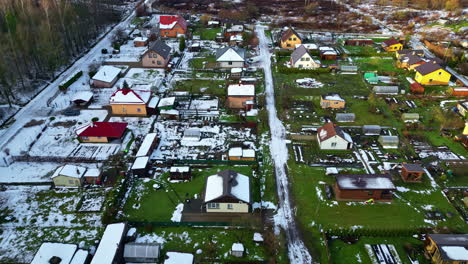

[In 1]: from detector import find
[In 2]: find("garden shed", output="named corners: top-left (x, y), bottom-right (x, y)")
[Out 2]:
top-left (364, 72), bottom-right (379, 84)
top-left (335, 113), bottom-right (356, 123)
top-left (402, 113), bottom-right (420, 122)
top-left (373, 86), bottom-right (399, 95)
top-left (231, 243), bottom-right (244, 257)
top-left (339, 65), bottom-right (358, 72)
top-left (131, 156), bottom-right (150, 177)
top-left (362, 125), bottom-right (381, 135)
top-left (378, 136), bottom-right (399, 149)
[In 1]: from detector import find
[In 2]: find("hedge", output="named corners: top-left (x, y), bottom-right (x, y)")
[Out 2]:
top-left (278, 67), bottom-right (331, 74)
top-left (59, 71), bottom-right (83, 91)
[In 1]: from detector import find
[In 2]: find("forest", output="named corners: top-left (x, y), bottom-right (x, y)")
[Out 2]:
top-left (0, 0), bottom-right (125, 105)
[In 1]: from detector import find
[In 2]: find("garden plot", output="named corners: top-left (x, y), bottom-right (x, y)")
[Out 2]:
top-left (365, 244), bottom-right (402, 264)
top-left (0, 162), bottom-right (61, 183)
top-left (413, 141), bottom-right (462, 160)
top-left (68, 144), bottom-right (120, 160)
top-left (117, 68), bottom-right (165, 89)
top-left (295, 78), bottom-right (324, 88)
top-left (108, 116), bottom-right (156, 137)
top-left (77, 191), bottom-right (107, 212)
top-left (103, 40), bottom-right (147, 63)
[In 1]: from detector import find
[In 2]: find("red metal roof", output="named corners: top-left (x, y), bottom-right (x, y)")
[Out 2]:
top-left (77, 122), bottom-right (127, 138)
top-left (159, 15), bottom-right (187, 31)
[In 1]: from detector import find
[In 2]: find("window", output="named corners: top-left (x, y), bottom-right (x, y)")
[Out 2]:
top-left (287, 44), bottom-right (291, 47)
top-left (137, 108), bottom-right (141, 112)
top-left (301, 58), bottom-right (305, 61)
top-left (152, 60), bottom-right (155, 64)
top-left (157, 60), bottom-right (162, 65)
top-left (207, 203), bottom-right (219, 209)
top-left (429, 79), bottom-right (433, 83)
top-left (68, 180), bottom-right (74, 184)
top-left (331, 142), bottom-right (337, 147)
top-left (298, 64), bottom-right (303, 68)
top-left (289, 38), bottom-right (292, 41)
top-left (227, 204), bottom-right (233, 209)
top-left (228, 61), bottom-right (233, 65)
top-left (438, 71), bottom-right (442, 75)
top-left (293, 38), bottom-right (296, 41)
top-left (305, 58), bottom-right (310, 61)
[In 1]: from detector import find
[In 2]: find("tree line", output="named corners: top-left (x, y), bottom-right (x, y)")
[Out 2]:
top-left (0, 0), bottom-right (124, 105)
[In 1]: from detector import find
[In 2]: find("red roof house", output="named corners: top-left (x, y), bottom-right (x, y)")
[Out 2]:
top-left (159, 15), bottom-right (187, 38)
top-left (76, 122), bottom-right (128, 143)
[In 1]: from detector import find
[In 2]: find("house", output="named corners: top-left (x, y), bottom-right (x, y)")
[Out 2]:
top-left (141, 40), bottom-right (171, 68)
top-left (164, 252), bottom-right (194, 264)
top-left (228, 147), bottom-right (255, 161)
top-left (335, 113), bottom-right (356, 123)
top-left (414, 62), bottom-right (451, 85)
top-left (51, 164), bottom-right (86, 188)
top-left (203, 170), bottom-right (251, 213)
top-left (364, 72), bottom-right (379, 84)
top-left (397, 54), bottom-right (425, 70)
top-left (83, 168), bottom-right (102, 185)
top-left (362, 125), bottom-right (381, 135)
top-left (280, 27), bottom-right (302, 49)
top-left (31, 243), bottom-right (78, 264)
top-left (395, 49), bottom-right (424, 59)
top-left (334, 174), bottom-right (396, 201)
top-left (136, 133), bottom-right (158, 157)
top-left (317, 122), bottom-right (353, 150)
top-left (381, 38), bottom-right (403, 52)
top-left (91, 223), bottom-right (127, 264)
top-left (231, 243), bottom-right (244, 257)
top-left (425, 234), bottom-right (468, 264)
top-left (373, 86), bottom-right (399, 95)
top-left (401, 163), bottom-right (425, 182)
top-left (92, 66), bottom-right (121, 88)
top-left (170, 166), bottom-right (191, 180)
top-left (344, 39), bottom-right (374, 46)
top-left (76, 122), bottom-right (128, 143)
top-left (319, 47), bottom-right (338, 60)
top-left (402, 113), bottom-right (420, 122)
top-left (72, 91), bottom-right (93, 106)
top-left (109, 89), bottom-right (151, 116)
top-left (159, 15), bottom-right (187, 37)
top-left (227, 83), bottom-right (255, 110)
top-left (224, 24), bottom-right (244, 38)
top-left (230, 68), bottom-right (243, 79)
top-left (451, 87), bottom-right (468, 96)
top-left (320, 93), bottom-right (345, 109)
top-left (410, 82), bottom-right (425, 94)
top-left (378, 135), bottom-right (399, 149)
top-left (131, 156), bottom-right (149, 177)
top-left (134, 37), bottom-right (148, 47)
top-left (290, 45), bottom-right (320, 69)
top-left (216, 46), bottom-right (245, 68)
top-left (456, 101), bottom-right (468, 117)
top-left (124, 243), bottom-right (160, 263)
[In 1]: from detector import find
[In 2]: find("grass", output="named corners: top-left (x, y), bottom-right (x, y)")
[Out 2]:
top-left (174, 79), bottom-right (227, 97)
top-left (193, 27), bottom-right (222, 40)
top-left (354, 57), bottom-right (405, 73)
top-left (123, 165), bottom-right (257, 222)
top-left (190, 56), bottom-right (216, 69)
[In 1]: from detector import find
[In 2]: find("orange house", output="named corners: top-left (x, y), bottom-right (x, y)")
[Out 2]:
top-left (226, 84), bottom-right (255, 110)
top-left (159, 15), bottom-right (187, 38)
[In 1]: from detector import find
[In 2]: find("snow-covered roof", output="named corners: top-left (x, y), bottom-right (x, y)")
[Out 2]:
top-left (204, 170), bottom-right (250, 203)
top-left (148, 96), bottom-right (160, 108)
top-left (109, 89), bottom-right (151, 105)
top-left (232, 243), bottom-right (244, 252)
top-left (295, 43), bottom-right (317, 50)
top-left (92, 66), bottom-right (121, 83)
top-left (136, 133), bottom-right (158, 157)
top-left (124, 243), bottom-right (160, 259)
top-left (322, 93), bottom-right (344, 101)
top-left (336, 174), bottom-right (396, 190)
top-left (230, 35), bottom-right (243, 41)
top-left (170, 166), bottom-right (190, 173)
top-left (132, 156), bottom-right (149, 170)
top-left (440, 246), bottom-right (468, 261)
top-left (216, 46), bottom-right (245, 62)
top-left (190, 99), bottom-right (218, 110)
top-left (134, 37), bottom-right (148, 42)
top-left (91, 223), bottom-right (126, 264)
top-left (51, 165), bottom-right (87, 179)
top-left (31, 243), bottom-right (77, 264)
top-left (326, 167), bottom-right (339, 175)
top-left (160, 109), bottom-right (179, 115)
top-left (231, 68), bottom-right (243, 73)
top-left (319, 46), bottom-right (334, 51)
top-left (227, 25), bottom-right (243, 32)
top-left (70, 249), bottom-right (89, 264)
top-left (164, 252), bottom-right (194, 264)
top-left (84, 168), bottom-right (101, 177)
top-left (228, 147), bottom-right (254, 158)
top-left (243, 149), bottom-right (255, 158)
top-left (158, 97), bottom-right (176, 107)
top-left (72, 91), bottom-right (93, 102)
top-left (253, 233), bottom-right (264, 242)
top-left (228, 84), bottom-right (255, 96)
top-left (183, 128), bottom-right (201, 140)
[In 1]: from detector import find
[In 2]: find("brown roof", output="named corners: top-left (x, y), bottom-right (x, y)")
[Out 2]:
top-left (317, 122), bottom-right (349, 142)
top-left (382, 38), bottom-right (400, 47)
top-left (281, 27), bottom-right (301, 42)
top-left (401, 54), bottom-right (423, 65)
top-left (415, 62), bottom-right (444, 76)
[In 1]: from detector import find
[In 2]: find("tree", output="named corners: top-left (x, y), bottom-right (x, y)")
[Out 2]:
top-left (122, 80), bottom-right (130, 90)
top-left (445, 0), bottom-right (460, 10)
top-left (179, 36), bottom-right (186, 52)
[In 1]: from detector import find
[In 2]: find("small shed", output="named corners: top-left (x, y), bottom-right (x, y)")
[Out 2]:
top-left (160, 109), bottom-right (180, 120)
top-left (378, 135), bottom-right (399, 149)
top-left (362, 125), bottom-right (381, 135)
top-left (340, 65), bottom-right (358, 72)
top-left (364, 72), bottom-right (379, 84)
top-left (335, 113), bottom-right (356, 123)
top-left (147, 96), bottom-right (160, 115)
top-left (170, 166), bottom-right (191, 180)
top-left (134, 37), bottom-right (148, 47)
top-left (230, 68), bottom-right (243, 79)
top-left (451, 87), bottom-right (468, 96)
top-left (83, 168), bottom-right (102, 185)
top-left (136, 133), bottom-right (158, 157)
top-left (51, 165), bottom-right (86, 188)
top-left (401, 163), bottom-right (425, 182)
top-left (31, 243), bottom-right (78, 264)
top-left (228, 147), bottom-right (255, 161)
top-left (72, 91), bottom-right (93, 106)
top-left (131, 156), bottom-right (150, 177)
top-left (124, 243), bottom-right (160, 263)
top-left (231, 243), bottom-right (244, 257)
top-left (373, 86), bottom-right (399, 95)
top-left (402, 113), bottom-right (420, 123)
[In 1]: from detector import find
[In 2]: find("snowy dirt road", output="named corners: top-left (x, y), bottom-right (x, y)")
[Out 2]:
top-left (256, 25), bottom-right (314, 264)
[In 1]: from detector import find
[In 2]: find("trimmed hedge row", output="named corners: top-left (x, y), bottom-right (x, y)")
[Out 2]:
top-left (59, 71), bottom-right (83, 91)
top-left (278, 67), bottom-right (331, 74)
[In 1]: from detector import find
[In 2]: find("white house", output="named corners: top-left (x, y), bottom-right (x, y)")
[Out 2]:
top-left (290, 45), bottom-right (320, 69)
top-left (216, 46), bottom-right (245, 68)
top-left (317, 122), bottom-right (353, 150)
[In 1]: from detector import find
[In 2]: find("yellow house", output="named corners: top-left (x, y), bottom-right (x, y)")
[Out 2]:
top-left (414, 62), bottom-right (451, 85)
top-left (51, 164), bottom-right (86, 187)
top-left (203, 170), bottom-right (250, 213)
top-left (381, 38), bottom-right (403, 52)
top-left (425, 234), bottom-right (468, 264)
top-left (110, 89), bottom-right (151, 116)
top-left (280, 27), bottom-right (302, 49)
top-left (320, 94), bottom-right (346, 109)
top-left (463, 123), bottom-right (468, 135)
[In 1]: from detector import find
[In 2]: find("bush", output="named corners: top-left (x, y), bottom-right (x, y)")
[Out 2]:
top-left (59, 71), bottom-right (83, 91)
top-left (91, 117), bottom-right (99, 122)
top-left (49, 117), bottom-right (56, 121)
top-left (275, 50), bottom-right (292, 57)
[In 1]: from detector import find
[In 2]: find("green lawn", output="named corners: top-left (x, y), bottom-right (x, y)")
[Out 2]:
top-left (174, 79), bottom-right (227, 97)
top-left (354, 57), bottom-right (404, 73)
top-left (190, 56), bottom-right (216, 69)
top-left (123, 165), bottom-right (257, 222)
top-left (193, 27), bottom-right (222, 40)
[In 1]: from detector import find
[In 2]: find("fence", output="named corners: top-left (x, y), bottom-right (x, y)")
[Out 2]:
top-left (174, 159), bottom-right (257, 165)
top-left (128, 221), bottom-right (231, 227)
